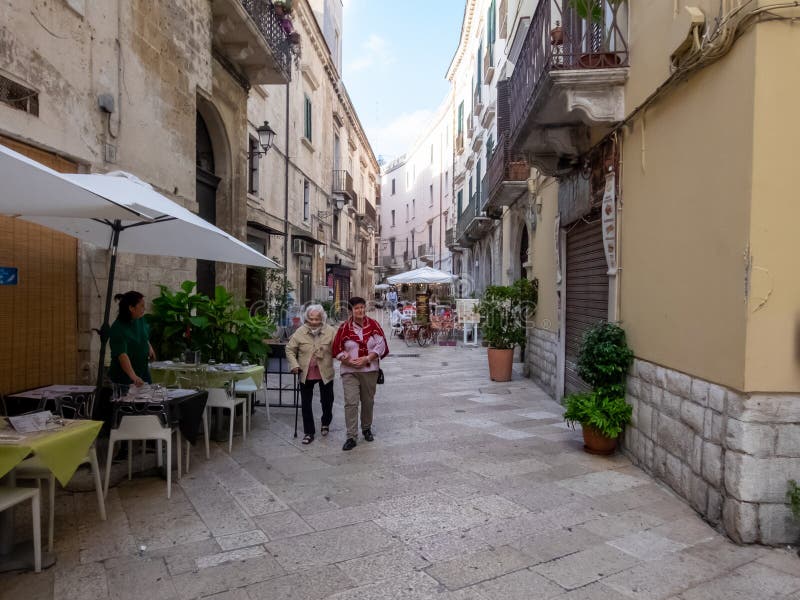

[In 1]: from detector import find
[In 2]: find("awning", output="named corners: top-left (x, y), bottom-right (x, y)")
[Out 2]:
top-left (387, 266), bottom-right (457, 285)
top-left (291, 226), bottom-right (325, 245)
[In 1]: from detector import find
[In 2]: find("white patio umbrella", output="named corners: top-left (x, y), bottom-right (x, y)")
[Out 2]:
top-left (387, 266), bottom-right (456, 285)
top-left (15, 168), bottom-right (280, 389)
top-left (0, 144), bottom-right (148, 221)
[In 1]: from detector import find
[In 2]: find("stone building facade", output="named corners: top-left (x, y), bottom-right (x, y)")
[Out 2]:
top-left (0, 0), bottom-right (292, 389)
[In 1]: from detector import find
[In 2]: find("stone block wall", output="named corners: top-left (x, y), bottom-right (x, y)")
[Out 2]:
top-left (623, 358), bottom-right (800, 545)
top-left (526, 327), bottom-right (558, 398)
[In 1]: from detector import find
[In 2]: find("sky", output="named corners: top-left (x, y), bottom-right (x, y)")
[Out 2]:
top-left (341, 0), bottom-right (466, 163)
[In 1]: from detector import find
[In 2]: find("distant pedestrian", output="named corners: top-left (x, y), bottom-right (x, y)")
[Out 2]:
top-left (333, 296), bottom-right (389, 451)
top-left (286, 304), bottom-right (337, 445)
top-left (386, 288), bottom-right (398, 310)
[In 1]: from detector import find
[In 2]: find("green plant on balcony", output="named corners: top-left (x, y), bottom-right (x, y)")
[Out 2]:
top-left (567, 0), bottom-right (626, 67)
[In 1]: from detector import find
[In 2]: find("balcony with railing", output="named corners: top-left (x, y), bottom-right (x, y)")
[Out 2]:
top-left (212, 0), bottom-right (292, 85)
top-left (508, 0), bottom-right (629, 174)
top-left (486, 79), bottom-right (530, 211)
top-left (455, 132), bottom-right (465, 155)
top-left (332, 169), bottom-right (355, 200)
top-left (445, 227), bottom-right (455, 249)
top-left (484, 42), bottom-right (495, 85)
top-left (363, 201), bottom-right (377, 228)
top-left (473, 82), bottom-right (484, 117)
top-left (456, 188), bottom-right (494, 247)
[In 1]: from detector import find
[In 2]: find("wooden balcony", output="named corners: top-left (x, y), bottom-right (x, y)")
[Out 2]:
top-left (211, 0), bottom-right (292, 85)
top-left (508, 0), bottom-right (629, 175)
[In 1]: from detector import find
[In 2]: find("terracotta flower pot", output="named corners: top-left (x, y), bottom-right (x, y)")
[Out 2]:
top-left (578, 52), bottom-right (622, 69)
top-left (487, 348), bottom-right (513, 382)
top-left (581, 424), bottom-right (618, 455)
top-left (550, 25), bottom-right (563, 45)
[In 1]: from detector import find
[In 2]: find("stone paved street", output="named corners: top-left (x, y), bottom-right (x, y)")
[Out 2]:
top-left (1, 340), bottom-right (798, 599)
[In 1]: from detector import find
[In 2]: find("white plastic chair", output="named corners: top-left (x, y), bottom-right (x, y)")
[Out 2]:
top-left (103, 415), bottom-right (181, 499)
top-left (0, 487), bottom-right (41, 572)
top-left (15, 446), bottom-right (106, 553)
top-left (204, 388), bottom-right (246, 455)
top-left (233, 373), bottom-right (269, 429)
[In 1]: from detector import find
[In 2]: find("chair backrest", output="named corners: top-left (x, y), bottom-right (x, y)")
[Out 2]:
top-left (205, 387), bottom-right (233, 407)
top-left (115, 414), bottom-right (169, 435)
top-left (55, 393), bottom-right (94, 420)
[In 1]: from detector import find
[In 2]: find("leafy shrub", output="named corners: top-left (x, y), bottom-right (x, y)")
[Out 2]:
top-left (563, 391), bottom-right (632, 439)
top-left (788, 480), bottom-right (800, 521)
top-left (563, 321), bottom-right (634, 439)
top-left (148, 281), bottom-right (274, 364)
top-left (476, 278), bottom-right (538, 349)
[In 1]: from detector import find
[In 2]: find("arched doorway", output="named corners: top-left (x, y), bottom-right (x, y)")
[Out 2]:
top-left (196, 112), bottom-right (220, 297)
top-left (519, 225), bottom-right (529, 280)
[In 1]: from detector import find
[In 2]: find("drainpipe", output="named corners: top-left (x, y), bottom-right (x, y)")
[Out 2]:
top-left (282, 81), bottom-right (290, 302)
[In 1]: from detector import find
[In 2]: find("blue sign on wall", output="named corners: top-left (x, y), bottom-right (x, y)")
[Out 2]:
top-left (0, 267), bottom-right (19, 285)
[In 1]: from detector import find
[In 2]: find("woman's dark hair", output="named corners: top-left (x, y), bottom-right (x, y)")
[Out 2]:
top-left (115, 291), bottom-right (144, 322)
top-left (348, 296), bottom-right (366, 309)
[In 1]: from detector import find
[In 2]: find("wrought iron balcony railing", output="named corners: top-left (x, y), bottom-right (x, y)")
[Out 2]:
top-left (240, 0), bottom-right (292, 79)
top-left (456, 195), bottom-right (476, 244)
top-left (508, 0), bottom-right (629, 147)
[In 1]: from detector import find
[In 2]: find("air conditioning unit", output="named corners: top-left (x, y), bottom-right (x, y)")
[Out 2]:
top-left (313, 285), bottom-right (333, 301)
top-left (292, 238), bottom-right (312, 255)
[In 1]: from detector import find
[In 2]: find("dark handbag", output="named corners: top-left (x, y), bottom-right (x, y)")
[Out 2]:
top-left (376, 368), bottom-right (385, 384)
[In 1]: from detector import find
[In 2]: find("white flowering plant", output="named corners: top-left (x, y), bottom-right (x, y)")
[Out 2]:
top-left (476, 279), bottom-right (538, 349)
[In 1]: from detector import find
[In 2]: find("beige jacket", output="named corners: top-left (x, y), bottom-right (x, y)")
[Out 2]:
top-left (285, 324), bottom-right (336, 384)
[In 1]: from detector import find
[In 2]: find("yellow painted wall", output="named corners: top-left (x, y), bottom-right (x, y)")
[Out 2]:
top-left (619, 31), bottom-right (756, 390)
top-left (744, 21), bottom-right (800, 392)
top-left (532, 180), bottom-right (559, 333)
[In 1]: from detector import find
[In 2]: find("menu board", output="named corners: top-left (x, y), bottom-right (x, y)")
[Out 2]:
top-left (415, 292), bottom-right (430, 324)
top-left (456, 299), bottom-right (480, 324)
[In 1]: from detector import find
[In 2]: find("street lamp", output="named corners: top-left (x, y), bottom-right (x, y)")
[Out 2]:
top-left (249, 121), bottom-right (276, 158)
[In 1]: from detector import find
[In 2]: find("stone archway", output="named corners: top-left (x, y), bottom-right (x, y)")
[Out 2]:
top-left (195, 96), bottom-right (232, 296)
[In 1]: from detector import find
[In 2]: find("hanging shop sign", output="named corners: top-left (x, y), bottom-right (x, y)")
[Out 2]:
top-left (601, 173), bottom-right (618, 275)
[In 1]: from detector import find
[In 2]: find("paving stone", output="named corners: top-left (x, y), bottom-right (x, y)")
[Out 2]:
top-left (556, 470), bottom-right (648, 497)
top-left (426, 545), bottom-right (536, 590)
top-left (602, 553), bottom-right (719, 599)
top-left (509, 526), bottom-right (606, 565)
top-left (336, 547), bottom-right (429, 585)
top-left (216, 529), bottom-right (269, 551)
top-left (265, 522), bottom-right (400, 571)
top-left (53, 561), bottom-right (108, 600)
top-left (104, 555), bottom-right (177, 600)
top-left (244, 564), bottom-right (356, 600)
top-left (196, 545), bottom-right (266, 569)
top-left (171, 553), bottom-right (285, 600)
top-left (680, 561), bottom-right (800, 599)
top-left (532, 544), bottom-right (638, 590)
top-left (254, 510), bottom-right (313, 540)
top-left (407, 529), bottom-right (493, 562)
top-left (476, 567), bottom-right (564, 599)
top-left (606, 529), bottom-right (687, 561)
top-left (325, 570), bottom-right (443, 600)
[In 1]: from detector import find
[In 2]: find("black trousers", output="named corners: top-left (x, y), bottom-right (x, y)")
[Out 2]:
top-left (300, 379), bottom-right (334, 436)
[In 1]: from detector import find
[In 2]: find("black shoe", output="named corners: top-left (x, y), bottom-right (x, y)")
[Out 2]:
top-left (342, 438), bottom-right (357, 451)
top-left (362, 428), bottom-right (374, 442)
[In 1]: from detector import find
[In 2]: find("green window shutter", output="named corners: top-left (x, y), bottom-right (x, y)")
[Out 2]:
top-left (457, 190), bottom-right (463, 215)
top-left (457, 101), bottom-right (464, 134)
top-left (477, 45), bottom-right (482, 86)
top-left (304, 96), bottom-right (312, 141)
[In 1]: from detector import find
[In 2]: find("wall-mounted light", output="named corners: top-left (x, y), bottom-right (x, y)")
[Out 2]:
top-left (248, 121), bottom-right (276, 159)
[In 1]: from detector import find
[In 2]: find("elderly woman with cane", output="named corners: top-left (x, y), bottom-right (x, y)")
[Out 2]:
top-left (333, 296), bottom-right (389, 451)
top-left (286, 304), bottom-right (337, 445)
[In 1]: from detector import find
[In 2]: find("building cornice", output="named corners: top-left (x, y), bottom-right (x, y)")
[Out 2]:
top-left (446, 0), bottom-right (479, 82)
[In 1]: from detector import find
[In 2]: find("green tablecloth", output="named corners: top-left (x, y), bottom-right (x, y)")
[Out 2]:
top-left (150, 364), bottom-right (264, 389)
top-left (0, 420), bottom-right (102, 486)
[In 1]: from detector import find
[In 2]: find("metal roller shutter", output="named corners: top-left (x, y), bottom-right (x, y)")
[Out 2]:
top-left (564, 218), bottom-right (609, 396)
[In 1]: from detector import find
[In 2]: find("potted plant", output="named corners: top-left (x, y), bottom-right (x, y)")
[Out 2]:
top-left (550, 20), bottom-right (564, 45)
top-left (567, 0), bottom-right (626, 68)
top-left (562, 322), bottom-right (633, 454)
top-left (477, 278), bottom-right (538, 382)
top-left (788, 480), bottom-right (800, 551)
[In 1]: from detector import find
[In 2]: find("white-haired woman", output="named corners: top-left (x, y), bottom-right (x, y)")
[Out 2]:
top-left (286, 304), bottom-right (337, 444)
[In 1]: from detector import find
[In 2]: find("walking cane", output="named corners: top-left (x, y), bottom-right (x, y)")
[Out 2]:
top-left (293, 372), bottom-right (299, 438)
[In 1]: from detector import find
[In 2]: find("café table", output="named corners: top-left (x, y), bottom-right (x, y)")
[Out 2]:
top-left (6, 384), bottom-right (97, 414)
top-left (111, 388), bottom-right (208, 445)
top-left (150, 363), bottom-right (263, 440)
top-left (0, 419), bottom-right (103, 572)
